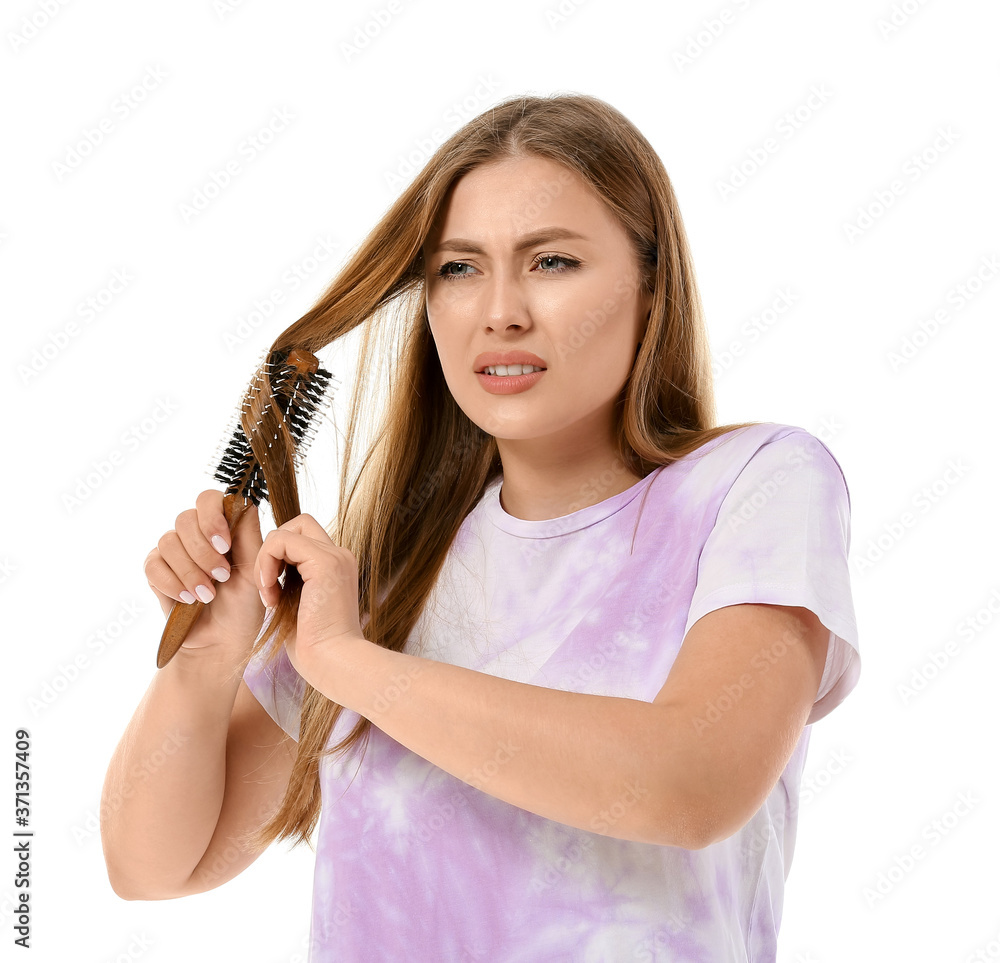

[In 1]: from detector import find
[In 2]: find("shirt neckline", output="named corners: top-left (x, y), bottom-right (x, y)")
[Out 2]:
top-left (484, 466), bottom-right (665, 539)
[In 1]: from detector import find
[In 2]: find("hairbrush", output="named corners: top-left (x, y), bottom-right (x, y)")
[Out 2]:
top-left (155, 347), bottom-right (335, 668)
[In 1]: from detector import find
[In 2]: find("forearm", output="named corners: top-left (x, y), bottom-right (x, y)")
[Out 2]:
top-left (312, 636), bottom-right (702, 848)
top-left (101, 643), bottom-right (245, 897)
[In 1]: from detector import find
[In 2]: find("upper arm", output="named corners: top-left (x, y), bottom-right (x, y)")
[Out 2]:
top-left (652, 602), bottom-right (828, 849)
top-left (182, 679), bottom-right (296, 895)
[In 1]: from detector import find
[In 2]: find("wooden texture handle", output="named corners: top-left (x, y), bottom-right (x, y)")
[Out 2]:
top-left (155, 493), bottom-right (252, 668)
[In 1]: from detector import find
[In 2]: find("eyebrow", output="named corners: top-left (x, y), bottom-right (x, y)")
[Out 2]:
top-left (430, 227), bottom-right (589, 255)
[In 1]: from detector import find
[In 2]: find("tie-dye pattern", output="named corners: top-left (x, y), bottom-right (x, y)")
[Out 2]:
top-left (244, 421), bottom-right (861, 961)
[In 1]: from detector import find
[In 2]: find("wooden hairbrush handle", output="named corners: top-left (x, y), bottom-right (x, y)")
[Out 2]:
top-left (155, 493), bottom-right (252, 668)
top-left (154, 347), bottom-right (333, 668)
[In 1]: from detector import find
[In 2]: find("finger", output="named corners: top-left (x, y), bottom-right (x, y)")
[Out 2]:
top-left (173, 509), bottom-right (229, 598)
top-left (143, 550), bottom-right (178, 612)
top-left (145, 543), bottom-right (203, 607)
top-left (270, 512), bottom-right (331, 540)
top-left (228, 499), bottom-right (263, 571)
top-left (194, 488), bottom-right (230, 556)
top-left (255, 528), bottom-right (346, 607)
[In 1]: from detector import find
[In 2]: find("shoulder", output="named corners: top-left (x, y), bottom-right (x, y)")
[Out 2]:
top-left (683, 421), bottom-right (851, 505)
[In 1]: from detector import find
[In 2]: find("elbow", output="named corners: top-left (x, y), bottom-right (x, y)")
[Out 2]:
top-left (679, 798), bottom-right (758, 850)
top-left (105, 864), bottom-right (158, 901)
top-left (645, 787), bottom-right (720, 851)
top-left (105, 867), bottom-right (150, 901)
top-left (102, 851), bottom-right (188, 902)
top-left (106, 872), bottom-right (187, 902)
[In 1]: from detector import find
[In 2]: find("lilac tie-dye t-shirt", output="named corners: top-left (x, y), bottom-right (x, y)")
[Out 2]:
top-left (244, 421), bottom-right (860, 962)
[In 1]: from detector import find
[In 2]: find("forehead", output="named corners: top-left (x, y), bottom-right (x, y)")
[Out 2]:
top-left (425, 155), bottom-right (617, 246)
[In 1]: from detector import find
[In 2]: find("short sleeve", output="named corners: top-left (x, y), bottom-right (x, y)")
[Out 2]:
top-left (242, 633), bottom-right (306, 742)
top-left (682, 428), bottom-right (861, 725)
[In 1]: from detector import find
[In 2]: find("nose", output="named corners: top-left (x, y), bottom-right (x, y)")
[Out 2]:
top-left (481, 271), bottom-right (531, 332)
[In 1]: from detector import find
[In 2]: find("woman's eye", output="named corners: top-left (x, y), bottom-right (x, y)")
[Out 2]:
top-left (436, 261), bottom-right (474, 280)
top-left (535, 255), bottom-right (578, 272)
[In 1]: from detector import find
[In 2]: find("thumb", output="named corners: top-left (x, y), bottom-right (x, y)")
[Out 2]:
top-left (229, 500), bottom-right (264, 571)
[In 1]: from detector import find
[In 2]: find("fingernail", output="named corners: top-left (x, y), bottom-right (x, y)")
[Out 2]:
top-left (259, 589), bottom-right (268, 608)
top-left (194, 584), bottom-right (214, 604)
top-left (212, 535), bottom-right (229, 554)
top-left (212, 567), bottom-right (230, 582)
top-left (180, 590), bottom-right (196, 604)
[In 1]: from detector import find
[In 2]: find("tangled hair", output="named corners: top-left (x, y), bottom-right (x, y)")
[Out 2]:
top-left (236, 92), bottom-right (759, 852)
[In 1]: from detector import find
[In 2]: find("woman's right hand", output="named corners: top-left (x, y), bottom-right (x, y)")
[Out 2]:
top-left (143, 490), bottom-right (267, 657)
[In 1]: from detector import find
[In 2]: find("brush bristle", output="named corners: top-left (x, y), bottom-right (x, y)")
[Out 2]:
top-left (207, 350), bottom-right (335, 506)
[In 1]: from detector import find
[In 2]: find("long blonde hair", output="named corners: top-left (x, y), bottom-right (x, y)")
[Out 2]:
top-left (237, 92), bottom-right (758, 852)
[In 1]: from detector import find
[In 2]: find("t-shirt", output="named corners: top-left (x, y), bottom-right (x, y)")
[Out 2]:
top-left (243, 421), bottom-right (860, 962)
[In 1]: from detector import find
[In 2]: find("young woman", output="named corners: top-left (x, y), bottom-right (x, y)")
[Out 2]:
top-left (101, 93), bottom-right (860, 961)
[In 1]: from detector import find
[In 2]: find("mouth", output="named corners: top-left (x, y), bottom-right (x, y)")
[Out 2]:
top-left (475, 368), bottom-right (547, 395)
top-left (474, 365), bottom-right (548, 375)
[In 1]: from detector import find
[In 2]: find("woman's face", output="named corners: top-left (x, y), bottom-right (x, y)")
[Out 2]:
top-left (422, 154), bottom-right (652, 457)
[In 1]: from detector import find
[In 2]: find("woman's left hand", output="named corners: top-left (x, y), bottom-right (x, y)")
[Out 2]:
top-left (254, 513), bottom-right (365, 683)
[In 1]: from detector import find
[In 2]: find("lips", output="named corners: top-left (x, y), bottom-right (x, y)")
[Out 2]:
top-left (475, 368), bottom-right (546, 395)
top-left (473, 350), bottom-right (548, 373)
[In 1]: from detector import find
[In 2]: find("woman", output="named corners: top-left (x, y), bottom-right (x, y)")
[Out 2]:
top-left (101, 93), bottom-right (860, 961)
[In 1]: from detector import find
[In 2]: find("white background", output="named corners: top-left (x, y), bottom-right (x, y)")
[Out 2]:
top-left (2, 0), bottom-right (998, 960)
